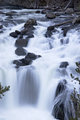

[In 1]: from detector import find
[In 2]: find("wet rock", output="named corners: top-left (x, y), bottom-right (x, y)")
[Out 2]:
top-left (47, 26), bottom-right (55, 31)
top-left (55, 79), bottom-right (67, 97)
top-left (0, 25), bottom-right (3, 29)
top-left (13, 58), bottom-right (32, 68)
top-left (27, 34), bottom-right (34, 38)
top-left (65, 8), bottom-right (74, 14)
top-left (24, 18), bottom-right (37, 28)
top-left (0, 31), bottom-right (3, 33)
top-left (10, 30), bottom-right (20, 38)
top-left (5, 11), bottom-right (16, 16)
top-left (13, 60), bottom-right (25, 68)
top-left (21, 27), bottom-right (34, 36)
top-left (59, 61), bottom-right (69, 68)
top-left (20, 58), bottom-right (32, 65)
top-left (35, 10), bottom-right (41, 13)
top-left (45, 26), bottom-right (57, 37)
top-left (25, 53), bottom-right (41, 60)
top-left (52, 80), bottom-right (67, 120)
top-left (15, 47), bottom-right (27, 56)
top-left (62, 26), bottom-right (70, 37)
top-left (46, 12), bottom-right (56, 19)
top-left (60, 39), bottom-right (64, 44)
top-left (15, 38), bottom-right (29, 47)
top-left (15, 30), bottom-right (21, 35)
top-left (52, 79), bottom-right (73, 120)
top-left (10, 32), bottom-right (18, 38)
top-left (60, 38), bottom-right (69, 45)
top-left (41, 9), bottom-right (47, 14)
top-left (13, 52), bottom-right (41, 67)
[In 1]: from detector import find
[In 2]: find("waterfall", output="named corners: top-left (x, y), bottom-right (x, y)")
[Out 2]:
top-left (18, 66), bottom-right (40, 105)
top-left (0, 8), bottom-right (79, 120)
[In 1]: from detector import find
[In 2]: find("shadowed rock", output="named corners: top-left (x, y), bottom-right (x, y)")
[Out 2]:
top-left (55, 79), bottom-right (67, 97)
top-left (10, 30), bottom-right (20, 38)
top-left (45, 26), bottom-right (57, 37)
top-left (59, 61), bottom-right (69, 68)
top-left (0, 25), bottom-right (3, 29)
top-left (52, 79), bottom-right (74, 120)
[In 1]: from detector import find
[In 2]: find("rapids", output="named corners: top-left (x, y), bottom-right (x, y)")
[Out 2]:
top-left (0, 7), bottom-right (80, 120)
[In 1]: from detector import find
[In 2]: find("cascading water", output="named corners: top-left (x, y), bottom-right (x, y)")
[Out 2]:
top-left (0, 7), bottom-right (80, 120)
top-left (18, 66), bottom-right (40, 105)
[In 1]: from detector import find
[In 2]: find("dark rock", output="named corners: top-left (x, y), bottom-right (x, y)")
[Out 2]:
top-left (15, 30), bottom-right (21, 35)
top-left (59, 61), bottom-right (69, 68)
top-left (60, 38), bottom-right (69, 45)
top-left (52, 79), bottom-right (73, 120)
top-left (25, 53), bottom-right (41, 60)
top-left (41, 9), bottom-right (47, 14)
top-left (0, 25), bottom-right (3, 29)
top-left (15, 38), bottom-right (29, 47)
top-left (45, 26), bottom-right (57, 37)
top-left (20, 58), bottom-right (32, 65)
top-left (24, 19), bottom-right (37, 28)
top-left (13, 52), bottom-right (41, 67)
top-left (27, 34), bottom-right (34, 38)
top-left (13, 58), bottom-right (32, 68)
top-left (55, 79), bottom-right (67, 97)
top-left (21, 27), bottom-right (34, 36)
top-left (15, 47), bottom-right (27, 56)
top-left (52, 80), bottom-right (67, 120)
top-left (47, 26), bottom-right (55, 31)
top-left (10, 30), bottom-right (20, 38)
top-left (5, 11), bottom-right (16, 16)
top-left (20, 29), bottom-right (28, 35)
top-left (46, 12), bottom-right (56, 19)
top-left (0, 31), bottom-right (3, 33)
top-left (10, 32), bottom-right (18, 38)
top-left (35, 10), bottom-right (41, 13)
top-left (60, 39), bottom-right (64, 44)
top-left (62, 26), bottom-right (70, 37)
top-left (13, 60), bottom-right (25, 68)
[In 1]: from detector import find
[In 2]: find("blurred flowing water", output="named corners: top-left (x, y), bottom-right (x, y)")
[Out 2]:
top-left (0, 7), bottom-right (80, 120)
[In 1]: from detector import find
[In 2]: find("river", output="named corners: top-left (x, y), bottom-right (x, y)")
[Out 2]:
top-left (0, 7), bottom-right (79, 120)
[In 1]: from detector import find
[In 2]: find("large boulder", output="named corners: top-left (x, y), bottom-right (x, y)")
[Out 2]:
top-left (24, 19), bottom-right (37, 28)
top-left (52, 80), bottom-right (67, 120)
top-left (52, 79), bottom-right (74, 120)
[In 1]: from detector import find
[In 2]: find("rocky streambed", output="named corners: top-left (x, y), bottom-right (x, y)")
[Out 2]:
top-left (0, 6), bottom-right (80, 120)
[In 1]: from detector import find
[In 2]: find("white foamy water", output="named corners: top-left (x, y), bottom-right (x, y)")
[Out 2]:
top-left (0, 8), bottom-right (80, 120)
